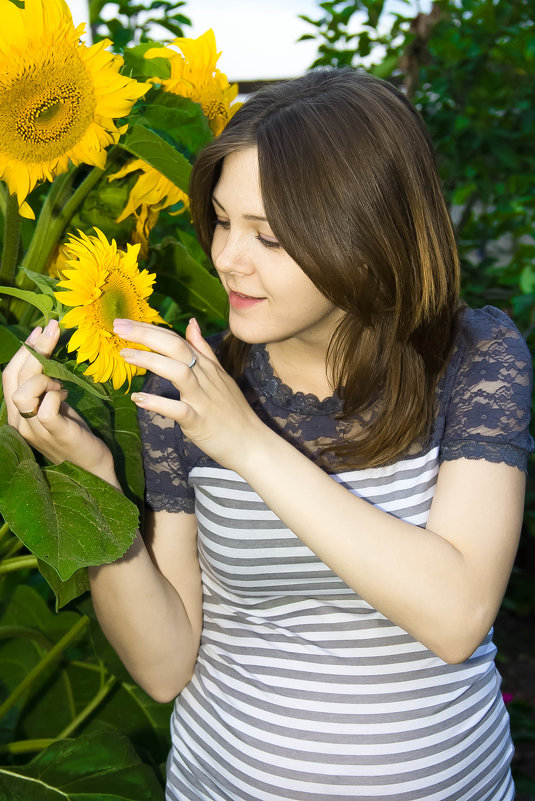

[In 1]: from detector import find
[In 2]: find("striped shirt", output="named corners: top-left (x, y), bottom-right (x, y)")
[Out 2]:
top-left (139, 306), bottom-right (533, 800)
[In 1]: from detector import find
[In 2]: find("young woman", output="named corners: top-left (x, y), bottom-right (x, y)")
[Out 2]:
top-left (3, 69), bottom-right (533, 800)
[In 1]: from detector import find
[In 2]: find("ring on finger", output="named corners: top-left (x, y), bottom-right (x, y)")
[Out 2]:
top-left (187, 354), bottom-right (197, 370)
top-left (19, 408), bottom-right (38, 419)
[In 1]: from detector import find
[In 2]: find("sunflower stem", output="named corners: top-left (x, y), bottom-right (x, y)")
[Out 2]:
top-left (19, 169), bottom-right (79, 280)
top-left (16, 150), bottom-right (122, 327)
top-left (0, 193), bottom-right (22, 286)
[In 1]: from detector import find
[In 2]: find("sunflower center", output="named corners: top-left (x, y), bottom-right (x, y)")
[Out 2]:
top-left (0, 50), bottom-right (95, 162)
top-left (100, 285), bottom-right (132, 331)
top-left (17, 86), bottom-right (84, 145)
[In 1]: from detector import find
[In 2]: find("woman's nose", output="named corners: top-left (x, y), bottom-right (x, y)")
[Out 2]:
top-left (213, 235), bottom-right (254, 275)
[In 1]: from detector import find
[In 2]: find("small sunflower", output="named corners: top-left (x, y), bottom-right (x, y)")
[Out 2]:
top-left (0, 0), bottom-right (150, 219)
top-left (145, 29), bottom-right (241, 137)
top-left (108, 159), bottom-right (189, 257)
top-left (54, 228), bottom-right (165, 390)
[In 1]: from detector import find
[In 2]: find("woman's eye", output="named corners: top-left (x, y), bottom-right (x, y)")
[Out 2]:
top-left (255, 234), bottom-right (280, 249)
top-left (214, 218), bottom-right (230, 230)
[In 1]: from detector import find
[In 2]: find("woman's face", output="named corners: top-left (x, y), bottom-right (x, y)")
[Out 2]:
top-left (211, 147), bottom-right (344, 350)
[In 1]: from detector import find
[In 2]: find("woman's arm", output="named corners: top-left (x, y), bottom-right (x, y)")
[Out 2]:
top-left (89, 508), bottom-right (202, 702)
top-left (233, 429), bottom-right (524, 664)
top-left (120, 318), bottom-right (526, 664)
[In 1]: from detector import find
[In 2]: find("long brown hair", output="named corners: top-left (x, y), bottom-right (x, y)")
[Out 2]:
top-left (189, 69), bottom-right (460, 468)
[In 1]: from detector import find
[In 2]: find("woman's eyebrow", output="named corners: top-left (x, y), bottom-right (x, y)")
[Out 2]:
top-left (212, 195), bottom-right (268, 223)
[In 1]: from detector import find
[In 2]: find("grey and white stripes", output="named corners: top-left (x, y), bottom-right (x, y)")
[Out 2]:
top-left (165, 448), bottom-right (514, 801)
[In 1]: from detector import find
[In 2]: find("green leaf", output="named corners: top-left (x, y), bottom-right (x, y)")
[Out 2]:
top-left (133, 94), bottom-right (213, 156)
top-left (0, 287), bottom-right (53, 320)
top-left (0, 427), bottom-right (138, 582)
top-left (122, 42), bottom-right (171, 81)
top-left (22, 345), bottom-right (110, 400)
top-left (0, 728), bottom-right (164, 799)
top-left (153, 240), bottom-right (227, 320)
top-left (21, 268), bottom-right (58, 299)
top-left (119, 125), bottom-right (191, 194)
top-left (0, 325), bottom-right (21, 363)
top-left (37, 560), bottom-right (90, 611)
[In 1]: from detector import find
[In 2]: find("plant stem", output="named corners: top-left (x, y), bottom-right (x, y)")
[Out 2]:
top-left (57, 676), bottom-right (117, 739)
top-left (0, 626), bottom-right (54, 649)
top-left (0, 554), bottom-right (38, 574)
top-left (0, 193), bottom-right (22, 286)
top-left (0, 615), bottom-right (89, 721)
top-left (0, 521), bottom-right (10, 543)
top-left (0, 738), bottom-right (59, 756)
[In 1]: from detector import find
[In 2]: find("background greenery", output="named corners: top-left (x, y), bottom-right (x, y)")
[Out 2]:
top-left (0, 0), bottom-right (534, 797)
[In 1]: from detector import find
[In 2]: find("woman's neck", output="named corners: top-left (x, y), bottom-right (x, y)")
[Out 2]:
top-left (265, 340), bottom-right (335, 401)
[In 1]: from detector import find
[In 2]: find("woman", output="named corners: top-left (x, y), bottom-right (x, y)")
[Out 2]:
top-left (3, 69), bottom-right (533, 800)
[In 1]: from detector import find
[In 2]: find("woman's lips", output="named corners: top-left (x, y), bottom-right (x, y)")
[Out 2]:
top-left (228, 290), bottom-right (265, 309)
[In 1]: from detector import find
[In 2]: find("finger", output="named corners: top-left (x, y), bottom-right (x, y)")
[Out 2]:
top-left (113, 319), bottom-right (192, 361)
top-left (35, 388), bottom-right (70, 435)
top-left (185, 318), bottom-right (218, 362)
top-left (130, 390), bottom-right (195, 427)
top-left (18, 320), bottom-right (61, 385)
top-left (11, 375), bottom-right (63, 418)
top-left (121, 349), bottom-right (199, 388)
top-left (1, 326), bottom-right (42, 393)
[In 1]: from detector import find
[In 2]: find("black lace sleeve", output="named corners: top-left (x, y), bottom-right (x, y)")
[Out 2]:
top-left (137, 372), bottom-right (195, 514)
top-left (440, 306), bottom-right (534, 472)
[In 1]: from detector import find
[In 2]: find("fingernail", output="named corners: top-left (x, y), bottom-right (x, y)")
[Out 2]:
top-left (114, 318), bottom-right (131, 333)
top-left (121, 349), bottom-right (136, 361)
top-left (44, 319), bottom-right (58, 336)
top-left (131, 392), bottom-right (146, 404)
top-left (189, 317), bottom-right (201, 333)
top-left (27, 327), bottom-right (42, 344)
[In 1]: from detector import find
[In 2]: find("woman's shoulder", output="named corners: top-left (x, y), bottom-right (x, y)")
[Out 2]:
top-left (436, 305), bottom-right (534, 469)
top-left (456, 304), bottom-right (529, 352)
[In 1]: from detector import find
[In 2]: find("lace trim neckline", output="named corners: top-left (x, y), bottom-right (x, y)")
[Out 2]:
top-left (248, 344), bottom-right (342, 415)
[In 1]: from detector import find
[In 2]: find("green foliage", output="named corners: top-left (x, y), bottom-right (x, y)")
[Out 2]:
top-left (0, 577), bottom-right (172, 796)
top-left (90, 0), bottom-right (191, 51)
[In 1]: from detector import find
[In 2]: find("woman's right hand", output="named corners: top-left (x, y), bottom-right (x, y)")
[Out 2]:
top-left (2, 320), bottom-right (118, 484)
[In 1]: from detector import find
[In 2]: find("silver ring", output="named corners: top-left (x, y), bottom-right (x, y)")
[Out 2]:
top-left (20, 409), bottom-right (38, 419)
top-left (187, 354), bottom-right (197, 370)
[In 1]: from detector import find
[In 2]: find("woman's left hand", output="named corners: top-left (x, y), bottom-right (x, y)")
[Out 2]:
top-left (114, 317), bottom-right (265, 472)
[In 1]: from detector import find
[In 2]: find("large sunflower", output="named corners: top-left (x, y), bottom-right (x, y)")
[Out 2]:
top-left (108, 159), bottom-right (189, 257)
top-left (145, 29), bottom-right (241, 137)
top-left (55, 228), bottom-right (165, 390)
top-left (0, 0), bottom-right (149, 219)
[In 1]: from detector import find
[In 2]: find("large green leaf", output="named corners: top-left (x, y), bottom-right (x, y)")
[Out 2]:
top-left (74, 382), bottom-right (144, 508)
top-left (119, 125), bottom-right (191, 194)
top-left (154, 240), bottom-right (228, 321)
top-left (0, 427), bottom-right (138, 582)
top-left (0, 728), bottom-right (164, 800)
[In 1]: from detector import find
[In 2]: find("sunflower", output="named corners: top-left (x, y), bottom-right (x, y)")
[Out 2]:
top-left (0, 0), bottom-right (150, 219)
top-left (144, 29), bottom-right (241, 136)
top-left (108, 159), bottom-right (189, 257)
top-left (54, 228), bottom-right (165, 390)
